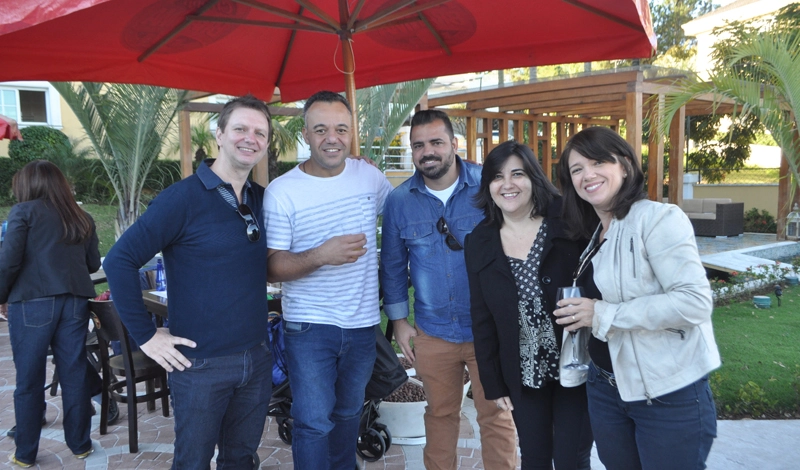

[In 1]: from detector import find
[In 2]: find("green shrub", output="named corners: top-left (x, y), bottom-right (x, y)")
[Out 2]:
top-left (743, 208), bottom-right (777, 233)
top-left (8, 126), bottom-right (71, 165)
top-left (0, 158), bottom-right (22, 205)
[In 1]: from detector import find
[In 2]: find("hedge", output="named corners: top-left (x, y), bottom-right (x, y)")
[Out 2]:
top-left (8, 126), bottom-right (71, 165)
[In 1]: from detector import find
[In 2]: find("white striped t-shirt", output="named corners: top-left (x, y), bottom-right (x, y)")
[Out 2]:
top-left (263, 159), bottom-right (393, 328)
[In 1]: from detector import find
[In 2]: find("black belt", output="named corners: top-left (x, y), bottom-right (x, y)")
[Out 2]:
top-left (595, 364), bottom-right (617, 388)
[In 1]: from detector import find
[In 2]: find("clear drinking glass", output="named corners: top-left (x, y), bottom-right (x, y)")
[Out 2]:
top-left (557, 286), bottom-right (589, 371)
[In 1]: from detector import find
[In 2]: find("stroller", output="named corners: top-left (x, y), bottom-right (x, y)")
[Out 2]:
top-left (267, 305), bottom-right (407, 463)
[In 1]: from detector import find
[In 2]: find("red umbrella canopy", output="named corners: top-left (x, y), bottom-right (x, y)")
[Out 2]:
top-left (0, 0), bottom-right (655, 103)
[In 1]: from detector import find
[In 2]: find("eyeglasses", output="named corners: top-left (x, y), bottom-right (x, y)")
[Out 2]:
top-left (237, 204), bottom-right (261, 242)
top-left (437, 216), bottom-right (463, 251)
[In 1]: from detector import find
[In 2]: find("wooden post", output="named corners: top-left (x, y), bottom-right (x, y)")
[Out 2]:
top-left (179, 110), bottom-right (193, 179)
top-left (542, 121), bottom-right (553, 182)
top-left (482, 118), bottom-right (493, 157)
top-left (777, 151), bottom-right (790, 239)
top-left (668, 106), bottom-right (685, 206)
top-left (513, 118), bottom-right (524, 143)
top-left (647, 95), bottom-right (665, 202)
top-left (498, 118), bottom-right (509, 144)
top-left (625, 92), bottom-right (643, 164)
top-left (416, 92), bottom-right (428, 111)
top-left (341, 35), bottom-right (359, 156)
top-left (555, 119), bottom-right (567, 160)
top-left (466, 115), bottom-right (477, 163)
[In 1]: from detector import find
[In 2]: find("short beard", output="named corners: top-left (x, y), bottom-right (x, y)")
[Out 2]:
top-left (416, 153), bottom-right (454, 180)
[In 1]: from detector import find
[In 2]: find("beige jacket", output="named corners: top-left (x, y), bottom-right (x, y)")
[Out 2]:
top-left (591, 199), bottom-right (721, 402)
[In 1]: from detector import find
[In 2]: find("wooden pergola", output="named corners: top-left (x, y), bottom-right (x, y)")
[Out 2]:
top-left (426, 69), bottom-right (795, 238)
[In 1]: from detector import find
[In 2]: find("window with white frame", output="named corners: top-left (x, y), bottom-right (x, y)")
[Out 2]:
top-left (0, 82), bottom-right (63, 128)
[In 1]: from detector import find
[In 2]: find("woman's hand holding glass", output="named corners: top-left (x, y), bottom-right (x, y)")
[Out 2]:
top-left (553, 293), bottom-right (596, 332)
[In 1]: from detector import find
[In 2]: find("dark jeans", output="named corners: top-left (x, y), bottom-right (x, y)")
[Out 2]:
top-left (168, 342), bottom-right (272, 469)
top-left (283, 322), bottom-right (375, 470)
top-left (586, 363), bottom-right (717, 470)
top-left (510, 381), bottom-right (593, 470)
top-left (8, 295), bottom-right (93, 463)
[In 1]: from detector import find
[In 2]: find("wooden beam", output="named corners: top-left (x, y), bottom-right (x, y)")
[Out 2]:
top-left (436, 107), bottom-right (615, 126)
top-left (500, 94), bottom-right (627, 113)
top-left (625, 92), bottom-right (643, 163)
top-left (467, 83), bottom-right (629, 110)
top-left (179, 110), bottom-right (193, 179)
top-left (668, 106), bottom-right (685, 206)
top-left (647, 96), bottom-right (665, 202)
top-left (427, 71), bottom-right (641, 107)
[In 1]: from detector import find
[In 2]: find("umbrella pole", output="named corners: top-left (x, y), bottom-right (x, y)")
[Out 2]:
top-left (341, 36), bottom-right (360, 156)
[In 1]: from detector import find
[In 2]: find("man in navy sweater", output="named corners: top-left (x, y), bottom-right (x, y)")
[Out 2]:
top-left (104, 95), bottom-right (272, 468)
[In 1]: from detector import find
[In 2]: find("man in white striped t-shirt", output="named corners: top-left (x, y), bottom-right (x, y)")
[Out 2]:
top-left (264, 91), bottom-right (393, 470)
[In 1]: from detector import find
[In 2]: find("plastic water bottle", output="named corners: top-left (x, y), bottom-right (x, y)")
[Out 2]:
top-left (155, 259), bottom-right (167, 291)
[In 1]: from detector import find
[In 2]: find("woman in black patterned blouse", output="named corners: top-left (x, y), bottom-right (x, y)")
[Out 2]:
top-left (465, 140), bottom-right (593, 469)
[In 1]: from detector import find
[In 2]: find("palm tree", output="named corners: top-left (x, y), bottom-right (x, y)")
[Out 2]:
top-left (268, 111), bottom-right (304, 182)
top-left (52, 82), bottom-right (187, 235)
top-left (357, 79), bottom-right (435, 168)
top-left (658, 13), bottom-right (800, 192)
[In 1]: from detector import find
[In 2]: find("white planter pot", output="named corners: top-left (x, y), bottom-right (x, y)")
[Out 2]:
top-left (378, 377), bottom-right (471, 446)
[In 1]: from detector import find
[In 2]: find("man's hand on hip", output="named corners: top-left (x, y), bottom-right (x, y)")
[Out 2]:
top-left (318, 233), bottom-right (367, 266)
top-left (392, 319), bottom-right (417, 362)
top-left (140, 328), bottom-right (197, 372)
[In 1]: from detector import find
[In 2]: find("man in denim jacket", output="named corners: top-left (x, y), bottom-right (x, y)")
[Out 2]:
top-left (380, 110), bottom-right (517, 469)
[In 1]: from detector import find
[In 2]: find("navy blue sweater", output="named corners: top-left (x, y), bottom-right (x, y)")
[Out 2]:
top-left (104, 162), bottom-right (268, 359)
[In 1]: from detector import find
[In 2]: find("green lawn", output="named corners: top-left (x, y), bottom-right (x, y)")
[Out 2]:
top-left (711, 284), bottom-right (800, 418)
top-left (1, 203), bottom-right (117, 256)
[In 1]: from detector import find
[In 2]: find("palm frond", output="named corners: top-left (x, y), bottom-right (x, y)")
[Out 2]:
top-left (52, 82), bottom-right (186, 235)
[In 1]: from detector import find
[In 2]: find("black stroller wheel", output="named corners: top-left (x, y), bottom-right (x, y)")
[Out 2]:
top-left (373, 422), bottom-right (392, 451)
top-left (277, 417), bottom-right (293, 445)
top-left (356, 428), bottom-right (386, 462)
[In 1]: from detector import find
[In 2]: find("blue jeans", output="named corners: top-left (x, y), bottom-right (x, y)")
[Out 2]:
top-left (586, 363), bottom-right (717, 470)
top-left (168, 342), bottom-right (272, 469)
top-left (283, 322), bottom-right (376, 470)
top-left (8, 295), bottom-right (93, 463)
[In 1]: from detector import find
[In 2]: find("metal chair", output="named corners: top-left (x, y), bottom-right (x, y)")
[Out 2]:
top-left (88, 299), bottom-right (170, 453)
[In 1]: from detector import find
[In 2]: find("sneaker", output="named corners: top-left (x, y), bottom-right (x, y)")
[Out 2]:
top-left (8, 454), bottom-right (34, 468)
top-left (74, 447), bottom-right (94, 459)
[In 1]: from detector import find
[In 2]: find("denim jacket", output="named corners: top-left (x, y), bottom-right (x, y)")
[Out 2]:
top-left (380, 157), bottom-right (484, 343)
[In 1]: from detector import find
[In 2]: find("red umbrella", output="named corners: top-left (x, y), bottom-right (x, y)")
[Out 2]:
top-left (1, 0), bottom-right (655, 102)
top-left (0, 0), bottom-right (654, 153)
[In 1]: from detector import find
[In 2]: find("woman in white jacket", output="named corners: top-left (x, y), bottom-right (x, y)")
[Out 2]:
top-left (552, 126), bottom-right (720, 470)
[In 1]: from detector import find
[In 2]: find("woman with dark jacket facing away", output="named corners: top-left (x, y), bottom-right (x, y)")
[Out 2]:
top-left (553, 126), bottom-right (719, 470)
top-left (0, 160), bottom-right (100, 467)
top-left (464, 141), bottom-right (593, 469)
